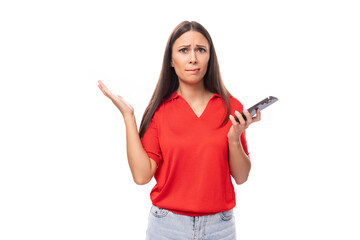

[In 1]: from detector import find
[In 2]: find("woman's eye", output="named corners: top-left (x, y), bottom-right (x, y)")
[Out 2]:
top-left (179, 48), bottom-right (206, 53)
top-left (198, 48), bottom-right (206, 53)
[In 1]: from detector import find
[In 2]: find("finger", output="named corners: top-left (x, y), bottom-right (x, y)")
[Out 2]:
top-left (229, 115), bottom-right (242, 131)
top-left (97, 80), bottom-right (105, 92)
top-left (234, 110), bottom-right (246, 127)
top-left (252, 109), bottom-right (261, 122)
top-left (98, 85), bottom-right (110, 98)
top-left (98, 80), bottom-right (105, 92)
top-left (98, 82), bottom-right (116, 99)
top-left (98, 80), bottom-right (112, 95)
top-left (243, 109), bottom-right (253, 126)
top-left (98, 84), bottom-right (106, 95)
top-left (229, 114), bottom-right (238, 126)
top-left (98, 80), bottom-right (104, 86)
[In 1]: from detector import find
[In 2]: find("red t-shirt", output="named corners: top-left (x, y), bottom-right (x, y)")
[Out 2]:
top-left (141, 91), bottom-right (249, 216)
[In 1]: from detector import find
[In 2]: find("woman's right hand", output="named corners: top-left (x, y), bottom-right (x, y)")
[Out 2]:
top-left (98, 80), bottom-right (134, 119)
top-left (98, 80), bottom-right (156, 185)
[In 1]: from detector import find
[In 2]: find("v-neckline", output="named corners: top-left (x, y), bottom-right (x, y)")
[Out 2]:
top-left (178, 93), bottom-right (217, 119)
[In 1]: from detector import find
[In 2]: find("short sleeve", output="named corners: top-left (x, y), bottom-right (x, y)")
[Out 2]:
top-left (141, 112), bottom-right (162, 165)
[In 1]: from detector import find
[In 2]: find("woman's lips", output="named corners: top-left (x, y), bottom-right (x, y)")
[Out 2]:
top-left (186, 68), bottom-right (200, 72)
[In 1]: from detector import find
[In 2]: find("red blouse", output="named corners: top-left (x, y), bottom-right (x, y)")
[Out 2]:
top-left (141, 91), bottom-right (249, 216)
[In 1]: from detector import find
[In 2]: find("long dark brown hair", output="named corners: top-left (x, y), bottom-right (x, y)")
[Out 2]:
top-left (139, 21), bottom-right (232, 139)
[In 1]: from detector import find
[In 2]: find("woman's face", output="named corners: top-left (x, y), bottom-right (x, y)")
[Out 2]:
top-left (171, 31), bottom-right (210, 86)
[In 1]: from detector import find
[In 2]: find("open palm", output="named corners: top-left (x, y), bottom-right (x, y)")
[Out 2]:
top-left (98, 80), bottom-right (134, 117)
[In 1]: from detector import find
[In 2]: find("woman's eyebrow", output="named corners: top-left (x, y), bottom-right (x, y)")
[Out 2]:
top-left (178, 44), bottom-right (191, 48)
top-left (177, 44), bottom-right (208, 49)
top-left (196, 44), bottom-right (207, 49)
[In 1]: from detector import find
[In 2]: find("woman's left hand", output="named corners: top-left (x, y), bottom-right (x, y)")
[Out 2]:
top-left (227, 109), bottom-right (261, 143)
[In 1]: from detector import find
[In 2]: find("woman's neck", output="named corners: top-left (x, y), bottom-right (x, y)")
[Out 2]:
top-left (176, 82), bottom-right (212, 104)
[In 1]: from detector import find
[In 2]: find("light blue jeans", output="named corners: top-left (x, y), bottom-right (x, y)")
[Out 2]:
top-left (146, 205), bottom-right (237, 240)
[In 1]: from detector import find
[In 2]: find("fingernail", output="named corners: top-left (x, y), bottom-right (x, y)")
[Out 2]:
top-left (244, 109), bottom-right (249, 113)
top-left (235, 110), bottom-right (240, 115)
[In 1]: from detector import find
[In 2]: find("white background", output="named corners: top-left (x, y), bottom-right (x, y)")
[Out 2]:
top-left (1, 0), bottom-right (359, 239)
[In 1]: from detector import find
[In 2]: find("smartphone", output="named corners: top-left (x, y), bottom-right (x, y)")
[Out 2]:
top-left (235, 96), bottom-right (278, 123)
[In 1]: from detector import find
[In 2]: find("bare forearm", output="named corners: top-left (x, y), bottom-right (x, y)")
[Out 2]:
top-left (228, 140), bottom-right (251, 185)
top-left (124, 115), bottom-right (154, 185)
top-left (97, 81), bottom-right (154, 184)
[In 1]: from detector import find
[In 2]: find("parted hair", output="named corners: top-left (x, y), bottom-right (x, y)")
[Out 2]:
top-left (139, 21), bottom-right (232, 139)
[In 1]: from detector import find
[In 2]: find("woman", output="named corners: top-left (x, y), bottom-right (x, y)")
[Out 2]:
top-left (98, 21), bottom-right (260, 240)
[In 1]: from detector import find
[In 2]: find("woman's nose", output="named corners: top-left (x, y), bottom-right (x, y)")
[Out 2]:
top-left (189, 50), bottom-right (197, 64)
